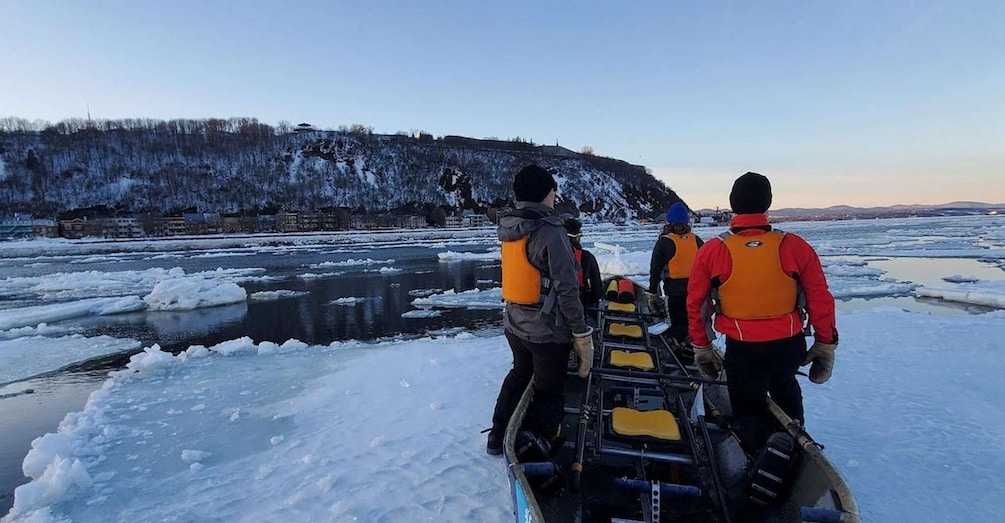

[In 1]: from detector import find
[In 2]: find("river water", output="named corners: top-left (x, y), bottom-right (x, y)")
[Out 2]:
top-left (2, 216), bottom-right (1003, 512)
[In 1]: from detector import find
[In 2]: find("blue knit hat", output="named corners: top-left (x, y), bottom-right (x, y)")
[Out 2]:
top-left (665, 202), bottom-right (689, 224)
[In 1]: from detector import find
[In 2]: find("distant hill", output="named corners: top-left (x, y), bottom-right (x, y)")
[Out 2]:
top-left (0, 118), bottom-right (683, 223)
top-left (769, 202), bottom-right (1005, 220)
top-left (692, 201), bottom-right (1004, 222)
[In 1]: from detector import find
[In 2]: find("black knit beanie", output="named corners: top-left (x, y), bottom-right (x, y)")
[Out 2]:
top-left (729, 172), bottom-right (772, 214)
top-left (513, 164), bottom-right (557, 203)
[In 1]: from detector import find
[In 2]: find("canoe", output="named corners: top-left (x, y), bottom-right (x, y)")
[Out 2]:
top-left (503, 277), bottom-right (858, 523)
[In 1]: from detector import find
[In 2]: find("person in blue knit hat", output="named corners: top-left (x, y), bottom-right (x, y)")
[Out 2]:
top-left (649, 202), bottom-right (704, 346)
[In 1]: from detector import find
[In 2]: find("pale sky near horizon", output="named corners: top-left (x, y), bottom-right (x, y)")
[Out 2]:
top-left (1, 1), bottom-right (1002, 209)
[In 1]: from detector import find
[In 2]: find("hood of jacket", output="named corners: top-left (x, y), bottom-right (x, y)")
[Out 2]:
top-left (497, 202), bottom-right (564, 242)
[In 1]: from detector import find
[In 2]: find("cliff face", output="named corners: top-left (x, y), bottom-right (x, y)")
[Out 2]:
top-left (0, 128), bottom-right (681, 221)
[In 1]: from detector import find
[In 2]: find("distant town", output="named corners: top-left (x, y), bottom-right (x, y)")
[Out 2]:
top-left (2, 202), bottom-right (1000, 242)
top-left (0, 208), bottom-right (494, 241)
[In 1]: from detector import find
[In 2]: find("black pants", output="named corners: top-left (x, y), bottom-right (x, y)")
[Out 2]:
top-left (724, 334), bottom-right (807, 450)
top-left (665, 292), bottom-right (689, 343)
top-left (490, 331), bottom-right (572, 439)
top-left (662, 278), bottom-right (690, 344)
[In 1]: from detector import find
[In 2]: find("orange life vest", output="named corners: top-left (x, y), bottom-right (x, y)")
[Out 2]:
top-left (664, 233), bottom-right (698, 279)
top-left (501, 236), bottom-right (544, 304)
top-left (717, 231), bottom-right (797, 319)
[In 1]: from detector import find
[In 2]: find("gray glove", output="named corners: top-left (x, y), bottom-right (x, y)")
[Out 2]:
top-left (692, 344), bottom-right (723, 381)
top-left (645, 292), bottom-right (664, 315)
top-left (572, 328), bottom-right (595, 378)
top-left (802, 341), bottom-right (837, 384)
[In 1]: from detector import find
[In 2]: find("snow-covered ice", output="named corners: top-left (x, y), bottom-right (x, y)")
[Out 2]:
top-left (915, 280), bottom-right (1005, 309)
top-left (4, 334), bottom-right (512, 522)
top-left (437, 250), bottom-right (500, 261)
top-left (2, 215), bottom-right (1005, 521)
top-left (0, 335), bottom-right (141, 385)
top-left (411, 288), bottom-right (504, 310)
top-left (249, 290), bottom-right (310, 301)
top-left (4, 308), bottom-right (1005, 521)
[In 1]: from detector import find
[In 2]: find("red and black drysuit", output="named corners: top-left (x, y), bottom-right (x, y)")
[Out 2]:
top-left (686, 213), bottom-right (837, 448)
top-left (572, 244), bottom-right (603, 316)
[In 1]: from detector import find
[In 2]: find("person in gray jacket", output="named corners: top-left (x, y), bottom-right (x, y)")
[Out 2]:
top-left (486, 164), bottom-right (595, 455)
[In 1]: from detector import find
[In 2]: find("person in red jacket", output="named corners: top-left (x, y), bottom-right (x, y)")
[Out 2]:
top-left (686, 172), bottom-right (838, 450)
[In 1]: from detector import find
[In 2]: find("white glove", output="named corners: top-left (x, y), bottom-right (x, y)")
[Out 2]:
top-left (572, 327), bottom-right (595, 378)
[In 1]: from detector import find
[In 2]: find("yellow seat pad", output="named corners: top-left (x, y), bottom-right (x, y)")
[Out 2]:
top-left (609, 350), bottom-right (655, 371)
top-left (611, 407), bottom-right (681, 441)
top-left (608, 322), bottom-right (643, 339)
top-left (606, 301), bottom-right (637, 313)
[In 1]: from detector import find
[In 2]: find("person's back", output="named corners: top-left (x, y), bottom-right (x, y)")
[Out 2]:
top-left (686, 172), bottom-right (838, 451)
top-left (563, 216), bottom-right (603, 315)
top-left (649, 202), bottom-right (703, 343)
top-left (486, 165), bottom-right (595, 456)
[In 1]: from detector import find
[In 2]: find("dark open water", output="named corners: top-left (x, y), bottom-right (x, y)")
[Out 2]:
top-left (0, 244), bottom-right (505, 513)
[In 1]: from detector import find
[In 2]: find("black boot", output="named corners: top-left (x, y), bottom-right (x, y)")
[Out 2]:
top-left (486, 428), bottom-right (504, 456)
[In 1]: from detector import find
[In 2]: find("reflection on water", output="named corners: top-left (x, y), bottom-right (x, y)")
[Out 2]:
top-left (839, 257), bottom-right (1004, 315)
top-left (867, 257), bottom-right (1005, 289)
top-left (145, 301), bottom-right (249, 338)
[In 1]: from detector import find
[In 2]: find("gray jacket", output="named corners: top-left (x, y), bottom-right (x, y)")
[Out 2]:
top-left (498, 202), bottom-right (589, 344)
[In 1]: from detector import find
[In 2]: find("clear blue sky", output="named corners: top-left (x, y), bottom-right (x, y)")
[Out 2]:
top-left (2, 1), bottom-right (1002, 209)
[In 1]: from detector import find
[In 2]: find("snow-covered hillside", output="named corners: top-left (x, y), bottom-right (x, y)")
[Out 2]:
top-left (0, 122), bottom-right (680, 222)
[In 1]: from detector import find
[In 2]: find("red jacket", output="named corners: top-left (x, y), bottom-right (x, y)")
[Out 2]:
top-left (686, 214), bottom-right (838, 346)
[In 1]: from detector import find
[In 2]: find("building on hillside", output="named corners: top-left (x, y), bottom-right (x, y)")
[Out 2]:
top-left (224, 215), bottom-right (255, 234)
top-left (138, 212), bottom-right (168, 237)
top-left (320, 208), bottom-right (352, 231)
top-left (257, 214), bottom-right (276, 232)
top-left (406, 215), bottom-right (426, 229)
top-left (460, 211), bottom-right (488, 228)
top-left (165, 216), bottom-right (187, 236)
top-left (102, 216), bottom-right (143, 238)
top-left (1, 214), bottom-right (58, 239)
top-left (275, 210), bottom-right (299, 233)
top-left (1, 215), bottom-right (33, 239)
top-left (182, 213), bottom-right (222, 235)
top-left (295, 123), bottom-right (317, 133)
top-left (32, 219), bottom-right (59, 238)
top-left (57, 217), bottom-right (95, 239)
top-left (299, 211), bottom-right (322, 231)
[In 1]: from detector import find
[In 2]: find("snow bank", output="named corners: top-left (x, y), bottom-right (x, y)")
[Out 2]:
top-left (4, 334), bottom-right (512, 522)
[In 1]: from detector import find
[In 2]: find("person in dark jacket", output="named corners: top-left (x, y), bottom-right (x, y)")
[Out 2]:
top-left (563, 215), bottom-right (603, 316)
top-left (649, 202), bottom-right (703, 344)
top-left (486, 165), bottom-right (595, 456)
top-left (687, 172), bottom-right (838, 451)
